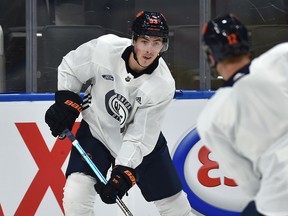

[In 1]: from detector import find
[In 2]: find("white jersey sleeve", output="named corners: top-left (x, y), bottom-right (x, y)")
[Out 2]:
top-left (57, 37), bottom-right (101, 93)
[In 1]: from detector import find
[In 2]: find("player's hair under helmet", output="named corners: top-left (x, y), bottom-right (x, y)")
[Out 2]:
top-left (202, 14), bottom-right (250, 65)
top-left (132, 11), bottom-right (169, 52)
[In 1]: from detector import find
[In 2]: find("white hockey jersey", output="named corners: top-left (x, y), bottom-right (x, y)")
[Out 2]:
top-left (197, 42), bottom-right (288, 215)
top-left (57, 34), bottom-right (175, 169)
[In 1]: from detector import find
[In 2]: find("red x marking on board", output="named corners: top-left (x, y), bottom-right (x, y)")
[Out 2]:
top-left (13, 122), bottom-right (79, 216)
top-left (0, 204), bottom-right (4, 216)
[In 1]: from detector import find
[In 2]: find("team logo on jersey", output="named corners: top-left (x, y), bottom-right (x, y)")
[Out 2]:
top-left (102, 74), bottom-right (114, 81)
top-left (105, 90), bottom-right (132, 132)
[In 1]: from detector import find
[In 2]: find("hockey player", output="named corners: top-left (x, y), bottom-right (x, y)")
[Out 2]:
top-left (197, 14), bottom-right (288, 216)
top-left (45, 11), bottom-right (193, 216)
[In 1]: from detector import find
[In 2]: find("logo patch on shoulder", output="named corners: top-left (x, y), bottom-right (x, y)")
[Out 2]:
top-left (102, 75), bottom-right (114, 81)
top-left (135, 97), bottom-right (142, 104)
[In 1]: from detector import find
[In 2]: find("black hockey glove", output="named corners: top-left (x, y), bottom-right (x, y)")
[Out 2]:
top-left (94, 165), bottom-right (136, 204)
top-left (45, 90), bottom-right (82, 137)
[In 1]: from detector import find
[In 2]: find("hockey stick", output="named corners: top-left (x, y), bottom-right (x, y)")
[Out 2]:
top-left (61, 129), bottom-right (134, 216)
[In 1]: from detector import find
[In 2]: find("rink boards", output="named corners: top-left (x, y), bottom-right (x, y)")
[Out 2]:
top-left (0, 91), bottom-right (251, 216)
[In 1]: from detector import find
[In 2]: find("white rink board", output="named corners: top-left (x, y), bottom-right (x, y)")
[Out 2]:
top-left (0, 92), bottom-right (250, 216)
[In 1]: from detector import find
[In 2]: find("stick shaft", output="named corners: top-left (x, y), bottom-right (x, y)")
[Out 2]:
top-left (62, 129), bottom-right (134, 216)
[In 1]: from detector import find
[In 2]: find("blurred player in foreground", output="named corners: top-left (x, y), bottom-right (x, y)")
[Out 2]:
top-left (45, 10), bottom-right (194, 216)
top-left (197, 14), bottom-right (288, 216)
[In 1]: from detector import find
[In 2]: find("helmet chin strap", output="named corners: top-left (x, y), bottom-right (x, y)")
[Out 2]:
top-left (132, 47), bottom-right (147, 68)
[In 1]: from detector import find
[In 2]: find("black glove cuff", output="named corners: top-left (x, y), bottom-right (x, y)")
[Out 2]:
top-left (112, 165), bottom-right (137, 188)
top-left (55, 90), bottom-right (83, 115)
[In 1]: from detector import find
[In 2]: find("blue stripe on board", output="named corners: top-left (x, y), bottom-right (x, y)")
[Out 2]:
top-left (174, 90), bottom-right (214, 99)
top-left (0, 93), bottom-right (55, 101)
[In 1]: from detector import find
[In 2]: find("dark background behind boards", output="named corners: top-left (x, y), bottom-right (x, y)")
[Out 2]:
top-left (0, 0), bottom-right (288, 92)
